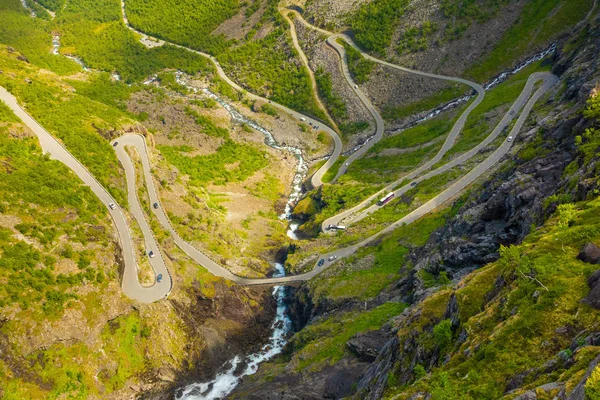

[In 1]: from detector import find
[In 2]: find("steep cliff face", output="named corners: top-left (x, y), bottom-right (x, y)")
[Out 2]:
top-left (232, 8), bottom-right (600, 400)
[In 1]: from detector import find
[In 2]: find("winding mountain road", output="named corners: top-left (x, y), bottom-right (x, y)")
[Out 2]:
top-left (119, 0), bottom-right (342, 189)
top-left (0, 68), bottom-right (557, 300)
top-left (0, 87), bottom-right (172, 303)
top-left (0, 4), bottom-right (559, 301)
top-left (108, 72), bottom-right (556, 290)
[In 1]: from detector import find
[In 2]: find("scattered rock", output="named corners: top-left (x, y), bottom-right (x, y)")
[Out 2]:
top-left (583, 269), bottom-right (600, 309)
top-left (17, 54), bottom-right (29, 63)
top-left (578, 243), bottom-right (600, 264)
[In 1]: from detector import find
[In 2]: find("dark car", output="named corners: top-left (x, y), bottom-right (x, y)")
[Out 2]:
top-left (113, 142), bottom-right (118, 147)
top-left (153, 202), bottom-right (159, 209)
top-left (157, 274), bottom-right (163, 283)
top-left (317, 259), bottom-right (325, 267)
top-left (411, 181), bottom-right (418, 187)
top-left (148, 250), bottom-right (155, 258)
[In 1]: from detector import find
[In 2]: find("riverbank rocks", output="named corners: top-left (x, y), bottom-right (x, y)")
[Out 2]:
top-left (578, 242), bottom-right (600, 264)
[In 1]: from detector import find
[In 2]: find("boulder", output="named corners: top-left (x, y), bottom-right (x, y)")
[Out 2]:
top-left (583, 269), bottom-right (600, 309)
top-left (578, 243), bottom-right (600, 264)
top-left (346, 329), bottom-right (392, 362)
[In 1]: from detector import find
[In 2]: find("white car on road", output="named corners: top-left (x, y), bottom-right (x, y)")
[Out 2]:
top-left (507, 136), bottom-right (513, 142)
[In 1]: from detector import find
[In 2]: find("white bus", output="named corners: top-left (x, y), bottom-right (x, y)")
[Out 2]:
top-left (377, 192), bottom-right (395, 206)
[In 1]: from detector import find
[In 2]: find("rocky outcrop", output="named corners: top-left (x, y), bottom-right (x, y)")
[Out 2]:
top-left (584, 269), bottom-right (600, 309)
top-left (346, 327), bottom-right (394, 362)
top-left (578, 243), bottom-right (600, 264)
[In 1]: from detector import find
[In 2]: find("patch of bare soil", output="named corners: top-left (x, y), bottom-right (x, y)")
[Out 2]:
top-left (388, 0), bottom-right (527, 77)
top-left (300, 0), bottom-right (372, 30)
top-left (212, 0), bottom-right (269, 41)
top-left (127, 91), bottom-right (227, 154)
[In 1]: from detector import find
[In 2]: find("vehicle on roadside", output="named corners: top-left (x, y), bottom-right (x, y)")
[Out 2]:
top-left (328, 225), bottom-right (346, 231)
top-left (157, 273), bottom-right (163, 283)
top-left (354, 84), bottom-right (358, 89)
top-left (317, 259), bottom-right (325, 267)
top-left (411, 181), bottom-right (418, 187)
top-left (112, 142), bottom-right (118, 147)
top-left (510, 110), bottom-right (515, 115)
top-left (507, 136), bottom-right (513, 142)
top-left (300, 117), bottom-right (306, 122)
top-left (153, 202), bottom-right (159, 209)
top-left (109, 203), bottom-right (116, 210)
top-left (328, 255), bottom-right (337, 261)
top-left (148, 250), bottom-right (155, 258)
top-left (377, 192), bottom-right (395, 206)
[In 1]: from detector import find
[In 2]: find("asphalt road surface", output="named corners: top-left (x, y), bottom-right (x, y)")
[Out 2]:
top-left (0, 87), bottom-right (172, 303)
top-left (0, 6), bottom-right (559, 301)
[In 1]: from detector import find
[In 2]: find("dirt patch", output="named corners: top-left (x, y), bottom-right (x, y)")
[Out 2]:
top-left (212, 0), bottom-right (269, 41)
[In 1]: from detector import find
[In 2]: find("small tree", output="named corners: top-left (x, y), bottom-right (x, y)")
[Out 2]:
top-left (433, 319), bottom-right (453, 351)
top-left (585, 365), bottom-right (600, 400)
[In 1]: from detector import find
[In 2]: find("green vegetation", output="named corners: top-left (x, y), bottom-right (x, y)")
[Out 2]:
top-left (0, 50), bottom-right (128, 203)
top-left (369, 110), bottom-right (458, 153)
top-left (218, 27), bottom-right (324, 118)
top-left (321, 156), bottom-right (346, 183)
top-left (382, 85), bottom-right (468, 121)
top-left (0, 0), bottom-right (81, 75)
top-left (468, 0), bottom-right (593, 81)
top-left (36, 0), bottom-right (64, 11)
top-left (307, 207), bottom-right (451, 302)
top-left (288, 302), bottom-right (406, 371)
top-left (440, 0), bottom-right (509, 40)
top-left (441, 60), bottom-right (550, 163)
top-left (59, 0), bottom-right (215, 83)
top-left (184, 106), bottom-right (230, 138)
top-left (247, 173), bottom-right (284, 204)
top-left (126, 0), bottom-right (238, 54)
top-left (315, 67), bottom-right (347, 121)
top-left (350, 0), bottom-right (410, 55)
top-left (159, 140), bottom-right (269, 186)
top-left (0, 116), bottom-right (110, 317)
top-left (341, 41), bottom-right (375, 84)
top-left (339, 120), bottom-right (370, 139)
top-left (396, 21), bottom-right (436, 55)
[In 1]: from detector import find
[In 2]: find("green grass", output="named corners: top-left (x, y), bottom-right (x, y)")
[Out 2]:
top-left (289, 302), bottom-right (407, 372)
top-left (440, 60), bottom-right (550, 164)
top-left (247, 173), bottom-right (284, 204)
top-left (159, 140), bottom-right (269, 186)
top-left (345, 141), bottom-right (443, 184)
top-left (382, 85), bottom-right (469, 121)
top-left (322, 156), bottom-right (347, 183)
top-left (370, 109), bottom-right (460, 153)
top-left (315, 67), bottom-right (347, 121)
top-left (467, 0), bottom-right (593, 81)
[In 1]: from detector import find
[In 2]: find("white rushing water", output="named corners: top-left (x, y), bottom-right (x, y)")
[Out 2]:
top-left (52, 34), bottom-right (89, 71)
top-left (376, 43), bottom-right (558, 141)
top-left (175, 263), bottom-right (292, 400)
top-left (172, 72), bottom-right (307, 239)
